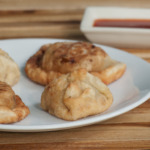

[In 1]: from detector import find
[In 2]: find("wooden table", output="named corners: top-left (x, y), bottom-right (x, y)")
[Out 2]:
top-left (0, 1), bottom-right (150, 149)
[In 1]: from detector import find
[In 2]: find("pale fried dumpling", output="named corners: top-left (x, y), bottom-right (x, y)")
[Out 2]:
top-left (25, 42), bottom-right (126, 85)
top-left (0, 49), bottom-right (20, 86)
top-left (41, 69), bottom-right (113, 121)
top-left (0, 81), bottom-right (30, 124)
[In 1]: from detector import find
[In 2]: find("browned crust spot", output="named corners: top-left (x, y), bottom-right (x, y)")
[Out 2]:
top-left (25, 42), bottom-right (126, 85)
top-left (25, 44), bottom-right (62, 85)
top-left (0, 82), bottom-right (30, 124)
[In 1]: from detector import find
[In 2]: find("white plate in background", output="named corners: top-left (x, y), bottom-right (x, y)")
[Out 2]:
top-left (0, 38), bottom-right (149, 132)
top-left (80, 7), bottom-right (150, 48)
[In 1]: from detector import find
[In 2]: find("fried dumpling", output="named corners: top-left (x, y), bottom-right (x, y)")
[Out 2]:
top-left (0, 81), bottom-right (30, 124)
top-left (0, 49), bottom-right (20, 86)
top-left (25, 42), bottom-right (126, 85)
top-left (41, 69), bottom-right (113, 121)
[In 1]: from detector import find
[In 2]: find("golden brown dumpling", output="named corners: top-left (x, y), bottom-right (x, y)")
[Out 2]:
top-left (0, 49), bottom-right (20, 86)
top-left (0, 81), bottom-right (30, 124)
top-left (25, 42), bottom-right (126, 85)
top-left (41, 69), bottom-right (113, 121)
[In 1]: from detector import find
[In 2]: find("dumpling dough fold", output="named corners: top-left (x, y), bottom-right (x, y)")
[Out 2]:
top-left (25, 42), bottom-right (126, 85)
top-left (0, 81), bottom-right (30, 124)
top-left (41, 69), bottom-right (113, 121)
top-left (0, 49), bottom-right (20, 86)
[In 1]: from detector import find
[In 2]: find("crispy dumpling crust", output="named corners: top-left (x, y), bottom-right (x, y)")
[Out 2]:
top-left (0, 49), bottom-right (20, 86)
top-left (25, 44), bottom-right (61, 85)
top-left (0, 81), bottom-right (30, 124)
top-left (41, 69), bottom-right (113, 121)
top-left (25, 42), bottom-right (126, 85)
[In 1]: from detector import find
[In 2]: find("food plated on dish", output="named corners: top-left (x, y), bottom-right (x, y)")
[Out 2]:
top-left (0, 49), bottom-right (20, 86)
top-left (0, 50), bottom-right (29, 124)
top-left (25, 41), bottom-right (126, 120)
top-left (0, 81), bottom-right (30, 124)
top-left (25, 41), bottom-right (126, 85)
top-left (0, 40), bottom-right (126, 123)
top-left (41, 69), bottom-right (113, 121)
top-left (0, 38), bottom-right (149, 132)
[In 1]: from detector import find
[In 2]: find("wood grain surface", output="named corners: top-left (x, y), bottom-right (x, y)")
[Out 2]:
top-left (0, 0), bottom-right (150, 150)
top-left (0, 0), bottom-right (150, 40)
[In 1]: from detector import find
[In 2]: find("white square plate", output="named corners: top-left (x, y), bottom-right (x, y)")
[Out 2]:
top-left (80, 7), bottom-right (150, 48)
top-left (0, 38), bottom-right (149, 132)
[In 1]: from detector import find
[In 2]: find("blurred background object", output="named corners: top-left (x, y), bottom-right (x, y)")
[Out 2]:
top-left (80, 7), bottom-right (150, 48)
top-left (0, 0), bottom-right (150, 40)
